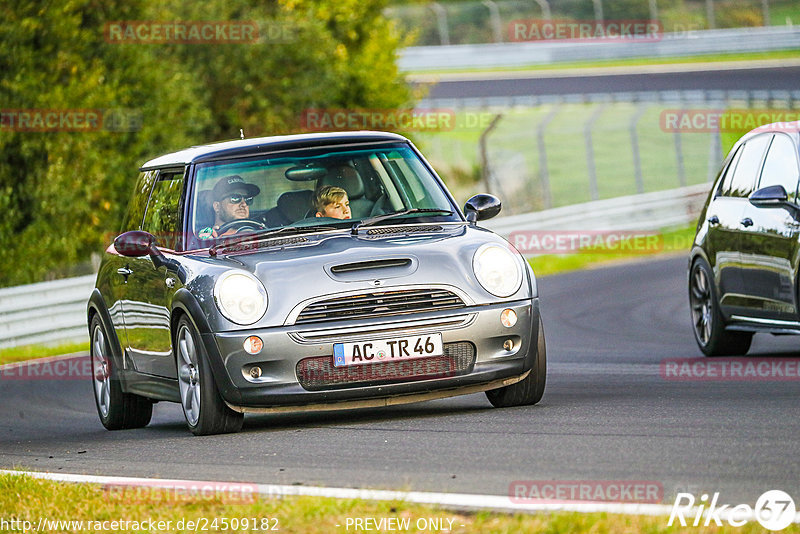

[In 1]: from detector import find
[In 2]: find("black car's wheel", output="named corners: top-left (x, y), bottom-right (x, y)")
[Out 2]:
top-left (90, 316), bottom-right (152, 430)
top-left (689, 259), bottom-right (752, 356)
top-left (486, 316), bottom-right (547, 408)
top-left (175, 316), bottom-right (243, 436)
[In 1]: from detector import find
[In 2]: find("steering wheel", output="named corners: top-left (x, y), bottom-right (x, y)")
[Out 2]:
top-left (216, 218), bottom-right (267, 235)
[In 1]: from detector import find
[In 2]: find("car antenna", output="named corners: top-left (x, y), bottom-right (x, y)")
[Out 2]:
top-left (239, 128), bottom-right (245, 140)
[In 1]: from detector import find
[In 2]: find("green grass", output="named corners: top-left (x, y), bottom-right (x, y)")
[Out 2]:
top-left (529, 225), bottom-right (696, 277)
top-left (405, 49), bottom-right (800, 76)
top-left (0, 342), bottom-right (88, 366)
top-left (1, 473), bottom-right (794, 533)
top-left (416, 103), bottom-right (720, 213)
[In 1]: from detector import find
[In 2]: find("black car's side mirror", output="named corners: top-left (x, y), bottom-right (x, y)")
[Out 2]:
top-left (749, 185), bottom-right (790, 207)
top-left (114, 230), bottom-right (158, 257)
top-left (464, 194), bottom-right (502, 223)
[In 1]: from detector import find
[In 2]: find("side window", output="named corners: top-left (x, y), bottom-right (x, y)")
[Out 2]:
top-left (120, 171), bottom-right (157, 232)
top-left (141, 169), bottom-right (185, 250)
top-left (717, 145), bottom-right (742, 197)
top-left (758, 134), bottom-right (800, 202)
top-left (725, 134), bottom-right (771, 198)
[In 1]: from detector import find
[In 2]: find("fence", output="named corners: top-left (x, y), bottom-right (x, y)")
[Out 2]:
top-left (414, 89), bottom-right (800, 215)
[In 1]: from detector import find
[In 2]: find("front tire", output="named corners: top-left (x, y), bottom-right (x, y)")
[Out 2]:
top-left (486, 316), bottom-right (547, 407)
top-left (90, 316), bottom-right (152, 430)
top-left (175, 316), bottom-right (243, 436)
top-left (689, 258), bottom-right (752, 356)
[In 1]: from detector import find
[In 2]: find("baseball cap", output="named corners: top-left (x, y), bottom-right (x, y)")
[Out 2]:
top-left (212, 175), bottom-right (260, 200)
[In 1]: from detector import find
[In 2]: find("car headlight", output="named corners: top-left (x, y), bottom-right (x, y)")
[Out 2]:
top-left (473, 243), bottom-right (523, 297)
top-left (213, 271), bottom-right (268, 325)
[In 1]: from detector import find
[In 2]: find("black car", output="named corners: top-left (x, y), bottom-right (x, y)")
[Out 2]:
top-left (87, 131), bottom-right (546, 435)
top-left (689, 121), bottom-right (800, 356)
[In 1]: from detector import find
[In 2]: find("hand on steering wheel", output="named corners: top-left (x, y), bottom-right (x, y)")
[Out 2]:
top-left (215, 218), bottom-right (266, 235)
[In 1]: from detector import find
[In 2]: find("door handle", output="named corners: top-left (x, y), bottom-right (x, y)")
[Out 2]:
top-left (707, 215), bottom-right (720, 225)
top-left (740, 218), bottom-right (754, 228)
top-left (116, 267), bottom-right (133, 276)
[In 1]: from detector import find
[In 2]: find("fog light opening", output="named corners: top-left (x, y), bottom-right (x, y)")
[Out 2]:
top-left (500, 309), bottom-right (517, 328)
top-left (249, 366), bottom-right (262, 379)
top-left (244, 336), bottom-right (263, 355)
top-left (503, 339), bottom-right (514, 351)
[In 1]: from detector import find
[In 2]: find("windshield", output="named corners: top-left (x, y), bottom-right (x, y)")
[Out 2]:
top-left (187, 143), bottom-right (459, 249)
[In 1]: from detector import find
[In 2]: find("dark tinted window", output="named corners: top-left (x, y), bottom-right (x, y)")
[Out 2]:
top-left (724, 135), bottom-right (771, 198)
top-left (758, 134), bottom-right (800, 202)
top-left (717, 145), bottom-right (743, 196)
top-left (141, 170), bottom-right (185, 250)
top-left (120, 171), bottom-right (156, 232)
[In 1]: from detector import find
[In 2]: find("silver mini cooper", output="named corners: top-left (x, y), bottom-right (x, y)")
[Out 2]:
top-left (88, 131), bottom-right (546, 435)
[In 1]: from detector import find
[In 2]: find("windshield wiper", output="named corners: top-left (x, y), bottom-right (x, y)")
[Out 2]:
top-left (351, 209), bottom-right (453, 235)
top-left (209, 224), bottom-right (343, 256)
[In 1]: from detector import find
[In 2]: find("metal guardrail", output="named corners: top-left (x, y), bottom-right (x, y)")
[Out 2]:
top-left (399, 27), bottom-right (800, 71)
top-left (0, 274), bottom-right (95, 349)
top-left (0, 185), bottom-right (710, 349)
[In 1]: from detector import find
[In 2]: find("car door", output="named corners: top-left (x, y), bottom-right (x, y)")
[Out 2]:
top-left (122, 168), bottom-right (186, 378)
top-left (106, 170), bottom-right (158, 363)
top-left (738, 133), bottom-right (800, 321)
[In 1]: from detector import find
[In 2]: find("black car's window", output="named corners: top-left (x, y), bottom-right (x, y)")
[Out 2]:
top-left (758, 134), bottom-right (800, 201)
top-left (724, 134), bottom-right (771, 198)
top-left (120, 171), bottom-right (157, 232)
top-left (141, 170), bottom-right (185, 250)
top-left (717, 145), bottom-right (743, 197)
top-left (188, 143), bottom-right (458, 249)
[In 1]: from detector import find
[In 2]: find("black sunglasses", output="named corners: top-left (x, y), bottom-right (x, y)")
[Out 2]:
top-left (224, 195), bottom-right (254, 206)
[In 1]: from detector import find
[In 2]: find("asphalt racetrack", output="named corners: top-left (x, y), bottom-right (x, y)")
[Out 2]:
top-left (1, 255), bottom-right (798, 506)
top-left (422, 65), bottom-right (800, 99)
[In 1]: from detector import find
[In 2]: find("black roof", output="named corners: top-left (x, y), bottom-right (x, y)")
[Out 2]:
top-left (140, 131), bottom-right (409, 170)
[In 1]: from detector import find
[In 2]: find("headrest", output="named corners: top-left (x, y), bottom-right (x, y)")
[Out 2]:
top-left (277, 190), bottom-right (313, 221)
top-left (320, 165), bottom-right (365, 199)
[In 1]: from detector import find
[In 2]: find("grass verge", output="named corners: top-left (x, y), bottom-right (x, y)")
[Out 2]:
top-left (1, 473), bottom-right (793, 533)
top-left (0, 342), bottom-right (88, 367)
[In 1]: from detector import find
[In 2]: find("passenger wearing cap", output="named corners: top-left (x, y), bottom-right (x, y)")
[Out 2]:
top-left (198, 175), bottom-right (261, 239)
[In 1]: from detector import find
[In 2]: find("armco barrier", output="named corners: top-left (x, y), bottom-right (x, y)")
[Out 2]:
top-left (0, 183), bottom-right (710, 349)
top-left (398, 27), bottom-right (800, 71)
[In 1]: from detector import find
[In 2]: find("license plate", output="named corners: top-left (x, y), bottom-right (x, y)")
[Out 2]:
top-left (333, 333), bottom-right (443, 367)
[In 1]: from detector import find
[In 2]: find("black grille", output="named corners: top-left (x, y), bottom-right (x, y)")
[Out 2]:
top-left (295, 288), bottom-right (465, 324)
top-left (366, 225), bottom-right (443, 236)
top-left (296, 342), bottom-right (475, 391)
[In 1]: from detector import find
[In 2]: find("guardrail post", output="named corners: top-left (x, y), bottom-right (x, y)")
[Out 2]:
top-left (630, 103), bottom-right (649, 194)
top-left (481, 0), bottom-right (503, 43)
top-left (707, 129), bottom-right (722, 182)
top-left (536, 105), bottom-right (560, 209)
top-left (585, 103), bottom-right (607, 201)
top-left (430, 3), bottom-right (450, 46)
top-left (674, 102), bottom-right (687, 187)
top-left (705, 0), bottom-right (716, 29)
top-left (533, 0), bottom-right (552, 20)
top-left (649, 0), bottom-right (659, 24)
top-left (592, 0), bottom-right (604, 23)
top-left (762, 0), bottom-right (770, 26)
top-left (479, 114), bottom-right (503, 196)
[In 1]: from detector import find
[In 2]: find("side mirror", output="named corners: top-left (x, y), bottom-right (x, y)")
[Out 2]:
top-left (749, 185), bottom-right (789, 207)
top-left (114, 230), bottom-right (157, 257)
top-left (464, 194), bottom-right (502, 223)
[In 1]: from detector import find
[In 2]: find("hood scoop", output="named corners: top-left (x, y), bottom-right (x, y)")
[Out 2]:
top-left (326, 257), bottom-right (417, 282)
